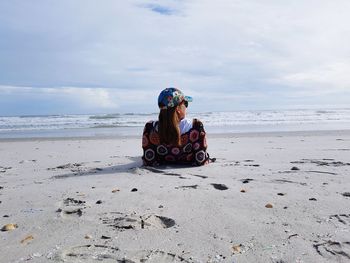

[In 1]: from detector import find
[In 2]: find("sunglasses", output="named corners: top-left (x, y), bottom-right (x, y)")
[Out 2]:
top-left (183, 100), bottom-right (188, 108)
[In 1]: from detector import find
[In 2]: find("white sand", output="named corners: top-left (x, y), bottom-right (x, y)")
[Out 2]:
top-left (0, 130), bottom-right (350, 263)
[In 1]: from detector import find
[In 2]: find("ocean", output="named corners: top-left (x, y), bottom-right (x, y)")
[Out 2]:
top-left (1, 109), bottom-right (350, 139)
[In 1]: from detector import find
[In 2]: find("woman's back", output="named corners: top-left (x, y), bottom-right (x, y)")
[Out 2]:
top-left (142, 87), bottom-right (210, 166)
top-left (142, 118), bottom-right (209, 166)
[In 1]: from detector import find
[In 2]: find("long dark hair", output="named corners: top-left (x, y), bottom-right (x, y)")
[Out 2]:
top-left (158, 107), bottom-right (181, 146)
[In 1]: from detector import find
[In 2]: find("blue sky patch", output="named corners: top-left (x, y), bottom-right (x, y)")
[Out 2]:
top-left (143, 4), bottom-right (177, 15)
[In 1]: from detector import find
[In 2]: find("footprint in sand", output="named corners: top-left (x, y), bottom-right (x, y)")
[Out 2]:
top-left (0, 166), bottom-right (12, 173)
top-left (313, 240), bottom-right (350, 261)
top-left (329, 214), bottom-right (350, 226)
top-left (100, 212), bottom-right (176, 230)
top-left (58, 244), bottom-right (121, 262)
top-left (58, 245), bottom-right (191, 263)
top-left (126, 250), bottom-right (191, 263)
top-left (57, 198), bottom-right (86, 218)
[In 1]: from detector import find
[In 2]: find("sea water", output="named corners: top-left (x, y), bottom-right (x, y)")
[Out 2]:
top-left (1, 109), bottom-right (350, 139)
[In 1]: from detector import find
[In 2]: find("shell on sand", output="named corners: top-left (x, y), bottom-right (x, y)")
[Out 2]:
top-left (1, 223), bottom-right (18, 231)
top-left (20, 235), bottom-right (34, 244)
top-left (232, 244), bottom-right (241, 254)
top-left (265, 203), bottom-right (273, 208)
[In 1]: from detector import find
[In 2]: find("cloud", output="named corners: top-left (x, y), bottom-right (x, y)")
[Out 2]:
top-left (1, 0), bottom-right (350, 114)
top-left (0, 85), bottom-right (118, 115)
top-left (0, 85), bottom-right (117, 108)
top-left (272, 61), bottom-right (350, 92)
top-left (0, 85), bottom-right (162, 115)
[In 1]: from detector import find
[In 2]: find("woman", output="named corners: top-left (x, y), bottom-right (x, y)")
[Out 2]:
top-left (142, 87), bottom-right (210, 166)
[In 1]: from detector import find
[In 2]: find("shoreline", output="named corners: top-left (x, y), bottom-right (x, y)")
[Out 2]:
top-left (1, 128), bottom-right (350, 142)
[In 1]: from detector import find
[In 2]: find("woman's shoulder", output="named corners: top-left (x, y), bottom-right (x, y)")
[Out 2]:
top-left (192, 118), bottom-right (204, 129)
top-left (143, 120), bottom-right (158, 132)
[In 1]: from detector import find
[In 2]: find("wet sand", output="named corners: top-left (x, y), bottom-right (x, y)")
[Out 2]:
top-left (0, 130), bottom-right (350, 262)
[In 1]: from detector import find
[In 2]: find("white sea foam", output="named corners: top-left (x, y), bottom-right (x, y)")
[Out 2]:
top-left (1, 109), bottom-right (350, 138)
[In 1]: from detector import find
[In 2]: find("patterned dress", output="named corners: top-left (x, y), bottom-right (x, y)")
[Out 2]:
top-left (142, 119), bottom-right (209, 166)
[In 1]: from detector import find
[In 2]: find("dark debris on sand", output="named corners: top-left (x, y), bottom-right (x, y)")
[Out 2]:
top-left (291, 159), bottom-right (350, 167)
top-left (240, 178), bottom-right (254, 184)
top-left (211, 183), bottom-right (229, 190)
top-left (47, 163), bottom-right (84, 171)
top-left (64, 198), bottom-right (85, 205)
top-left (175, 185), bottom-right (198, 190)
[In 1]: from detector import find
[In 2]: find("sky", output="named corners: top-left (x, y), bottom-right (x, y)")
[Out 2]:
top-left (1, 0), bottom-right (350, 115)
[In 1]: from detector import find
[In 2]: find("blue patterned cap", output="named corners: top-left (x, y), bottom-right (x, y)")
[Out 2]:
top-left (158, 87), bottom-right (193, 109)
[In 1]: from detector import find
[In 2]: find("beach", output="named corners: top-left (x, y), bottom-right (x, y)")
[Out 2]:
top-left (0, 130), bottom-right (350, 263)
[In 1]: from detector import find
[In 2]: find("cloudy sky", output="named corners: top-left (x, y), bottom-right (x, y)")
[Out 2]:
top-left (1, 0), bottom-right (350, 115)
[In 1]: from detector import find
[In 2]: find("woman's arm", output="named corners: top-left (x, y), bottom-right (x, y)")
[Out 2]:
top-left (191, 119), bottom-right (209, 166)
top-left (142, 122), bottom-right (159, 166)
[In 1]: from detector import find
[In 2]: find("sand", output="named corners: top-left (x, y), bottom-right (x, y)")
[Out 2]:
top-left (0, 130), bottom-right (350, 263)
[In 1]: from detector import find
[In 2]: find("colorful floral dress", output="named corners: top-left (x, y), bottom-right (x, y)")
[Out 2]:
top-left (142, 119), bottom-right (209, 166)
